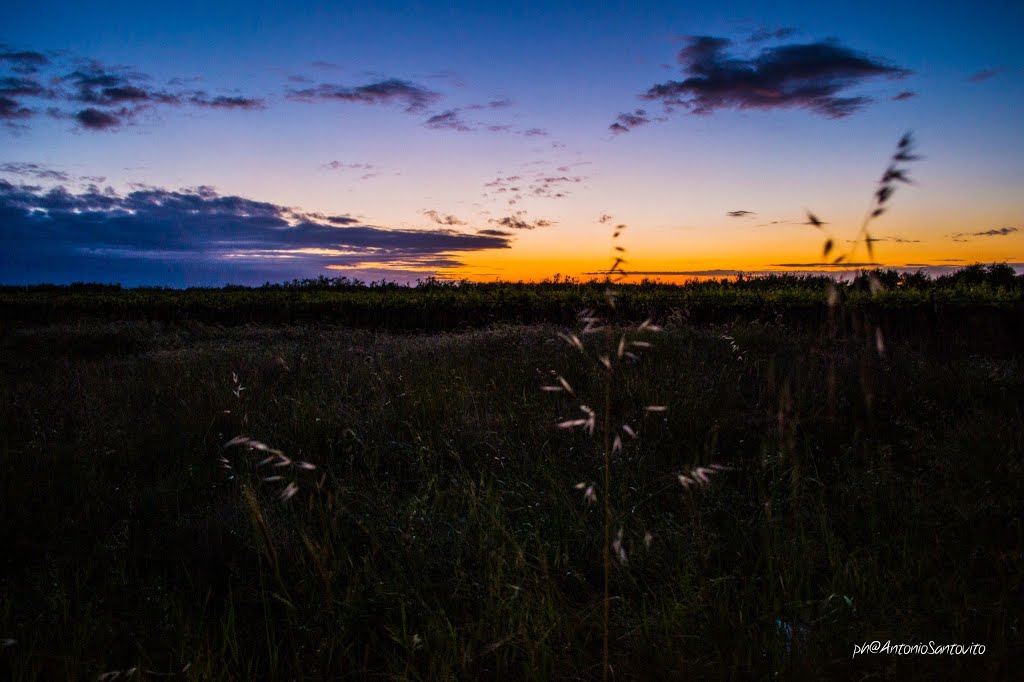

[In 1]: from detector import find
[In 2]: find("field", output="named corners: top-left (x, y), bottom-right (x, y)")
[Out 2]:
top-left (1, 269), bottom-right (1022, 680)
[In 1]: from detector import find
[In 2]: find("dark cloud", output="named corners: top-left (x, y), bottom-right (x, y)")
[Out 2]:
top-left (288, 78), bottom-right (440, 113)
top-left (619, 35), bottom-right (908, 128)
top-left (609, 109), bottom-right (652, 134)
top-left (324, 161), bottom-right (374, 171)
top-left (303, 212), bottom-right (359, 225)
top-left (523, 127), bottom-right (548, 137)
top-left (490, 213), bottom-right (554, 230)
top-left (0, 95), bottom-right (32, 122)
top-left (422, 210), bottom-right (466, 226)
top-left (477, 228), bottom-right (512, 236)
top-left (598, 213), bottom-right (613, 224)
top-left (968, 68), bottom-right (1001, 83)
top-left (727, 210), bottom-right (755, 217)
top-left (60, 65), bottom-right (175, 106)
top-left (949, 226), bottom-right (1018, 242)
top-left (0, 180), bottom-right (510, 286)
top-left (424, 109), bottom-right (473, 131)
top-left (0, 76), bottom-right (47, 97)
top-left (0, 51), bottom-right (265, 133)
top-left (892, 90), bottom-right (916, 101)
top-left (0, 49), bottom-right (50, 74)
top-left (74, 107), bottom-right (122, 130)
top-left (188, 93), bottom-right (265, 109)
top-left (975, 227), bottom-right (1017, 236)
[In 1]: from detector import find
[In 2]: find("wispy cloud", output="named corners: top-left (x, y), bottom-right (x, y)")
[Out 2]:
top-left (613, 35), bottom-right (909, 131)
top-left (892, 90), bottom-right (917, 101)
top-left (187, 93), bottom-right (264, 109)
top-left (0, 47), bottom-right (50, 74)
top-left (949, 226), bottom-right (1018, 242)
top-left (847, 235), bottom-right (921, 244)
top-left (322, 160), bottom-right (379, 180)
top-left (489, 212), bottom-right (555, 230)
top-left (0, 161), bottom-right (72, 182)
top-left (586, 263), bottom-right (1024, 279)
top-left (422, 209), bottom-right (466, 226)
top-left (770, 261), bottom-right (882, 268)
top-left (0, 180), bottom-right (510, 285)
top-left (726, 210), bottom-right (755, 218)
top-left (609, 109), bottom-right (653, 134)
top-left (584, 268), bottom-right (750, 277)
top-left (747, 27), bottom-right (796, 44)
top-left (419, 98), bottom-right (540, 135)
top-left (287, 79), bottom-right (531, 134)
top-left (482, 170), bottom-right (585, 206)
top-left (424, 109), bottom-right (473, 131)
top-left (0, 48), bottom-right (266, 132)
top-left (287, 78), bottom-right (440, 113)
top-left (968, 68), bottom-right (1001, 83)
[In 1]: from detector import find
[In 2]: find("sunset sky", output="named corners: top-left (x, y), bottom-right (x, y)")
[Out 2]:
top-left (2, 0), bottom-right (1022, 286)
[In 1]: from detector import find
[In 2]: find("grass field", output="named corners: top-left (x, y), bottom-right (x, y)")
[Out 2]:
top-left (0, 274), bottom-right (1022, 679)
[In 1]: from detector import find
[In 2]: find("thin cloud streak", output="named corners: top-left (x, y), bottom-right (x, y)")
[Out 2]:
top-left (287, 78), bottom-right (440, 113)
top-left (949, 226), bottom-right (1018, 242)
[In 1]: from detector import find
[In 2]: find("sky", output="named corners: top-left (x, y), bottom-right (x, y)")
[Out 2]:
top-left (1, 0), bottom-right (1022, 286)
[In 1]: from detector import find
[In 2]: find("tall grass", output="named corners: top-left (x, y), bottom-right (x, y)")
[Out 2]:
top-left (0, 313), bottom-right (1020, 678)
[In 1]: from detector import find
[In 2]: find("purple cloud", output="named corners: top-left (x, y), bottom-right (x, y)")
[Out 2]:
top-left (616, 35), bottom-right (909, 129)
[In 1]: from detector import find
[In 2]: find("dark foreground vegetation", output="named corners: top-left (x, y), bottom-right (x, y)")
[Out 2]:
top-left (0, 268), bottom-right (1022, 680)
top-left (2, 264), bottom-right (1023, 332)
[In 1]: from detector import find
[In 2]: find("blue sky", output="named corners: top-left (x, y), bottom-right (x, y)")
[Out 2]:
top-left (2, 0), bottom-right (1022, 285)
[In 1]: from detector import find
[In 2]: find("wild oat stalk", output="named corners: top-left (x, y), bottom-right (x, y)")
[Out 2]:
top-left (804, 132), bottom-right (921, 359)
top-left (220, 371), bottom-right (317, 502)
top-left (806, 131), bottom-right (921, 291)
top-left (545, 221), bottom-right (666, 681)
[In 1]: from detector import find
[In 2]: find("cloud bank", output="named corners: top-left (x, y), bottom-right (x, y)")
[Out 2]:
top-left (0, 180), bottom-right (510, 285)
